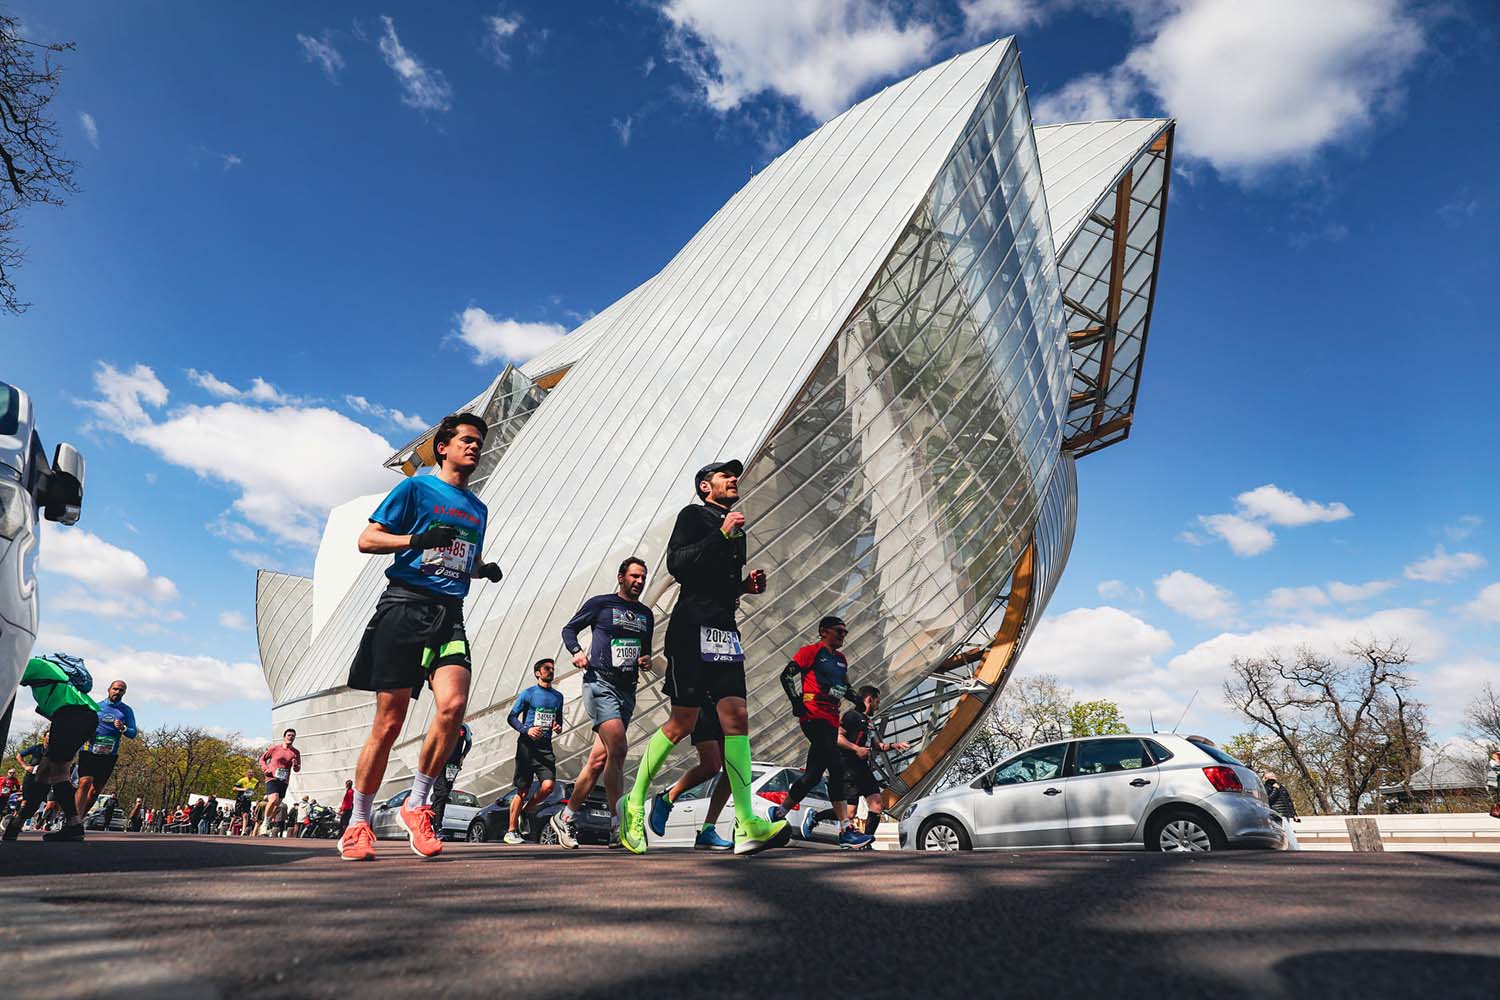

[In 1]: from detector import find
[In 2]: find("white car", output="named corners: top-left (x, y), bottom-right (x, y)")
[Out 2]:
top-left (900, 733), bottom-right (1285, 853)
top-left (370, 788), bottom-right (480, 842)
top-left (0, 379), bottom-right (85, 747)
top-left (650, 763), bottom-right (837, 847)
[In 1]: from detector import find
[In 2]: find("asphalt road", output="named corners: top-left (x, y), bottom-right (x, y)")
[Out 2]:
top-left (2, 833), bottom-right (1498, 999)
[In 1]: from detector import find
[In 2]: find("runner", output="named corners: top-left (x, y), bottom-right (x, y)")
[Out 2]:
top-left (832, 685), bottom-right (909, 838)
top-left (75, 678), bottom-right (137, 820)
top-left (3, 653), bottom-right (99, 842)
top-left (258, 728), bottom-right (301, 833)
top-left (769, 616), bottom-right (874, 849)
top-left (337, 412), bottom-right (503, 862)
top-left (646, 695), bottom-right (734, 851)
top-left (507, 661), bottom-right (563, 844)
top-left (232, 768), bottom-right (259, 836)
top-left (619, 460), bottom-right (790, 856)
top-left (431, 722), bottom-right (472, 836)
top-left (549, 558), bottom-right (654, 849)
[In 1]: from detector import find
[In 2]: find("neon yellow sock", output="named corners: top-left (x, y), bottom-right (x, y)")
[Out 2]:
top-left (629, 728), bottom-right (677, 804)
top-left (723, 734), bottom-right (756, 825)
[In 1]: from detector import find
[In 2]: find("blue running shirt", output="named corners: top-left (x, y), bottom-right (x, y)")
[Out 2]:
top-left (370, 474), bottom-right (489, 599)
top-left (508, 685), bottom-right (565, 747)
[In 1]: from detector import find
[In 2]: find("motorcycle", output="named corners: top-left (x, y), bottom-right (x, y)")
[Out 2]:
top-left (305, 803), bottom-right (341, 839)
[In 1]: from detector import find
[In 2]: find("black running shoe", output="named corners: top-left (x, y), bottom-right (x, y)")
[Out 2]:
top-left (44, 823), bottom-right (86, 842)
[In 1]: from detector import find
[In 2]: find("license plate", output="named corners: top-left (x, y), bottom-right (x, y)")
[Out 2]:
top-left (587, 809), bottom-right (610, 819)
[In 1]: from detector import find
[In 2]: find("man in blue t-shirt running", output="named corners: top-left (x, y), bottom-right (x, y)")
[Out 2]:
top-left (76, 678), bottom-right (138, 821)
top-left (549, 557), bottom-right (654, 848)
top-left (337, 412), bottom-right (506, 862)
top-left (504, 660), bottom-right (564, 844)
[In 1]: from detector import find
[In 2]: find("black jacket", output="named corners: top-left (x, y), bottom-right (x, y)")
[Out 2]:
top-left (666, 501), bottom-right (749, 633)
top-left (1265, 781), bottom-right (1298, 819)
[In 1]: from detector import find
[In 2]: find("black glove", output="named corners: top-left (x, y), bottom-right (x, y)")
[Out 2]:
top-left (475, 561), bottom-right (503, 583)
top-left (780, 661), bottom-right (805, 717)
top-left (409, 525), bottom-right (458, 550)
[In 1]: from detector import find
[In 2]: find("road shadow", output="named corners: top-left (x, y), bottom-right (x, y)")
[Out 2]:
top-left (0, 833), bottom-right (323, 878)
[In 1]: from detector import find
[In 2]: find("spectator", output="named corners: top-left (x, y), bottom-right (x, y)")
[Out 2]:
top-left (1263, 772), bottom-right (1301, 850)
top-left (188, 798), bottom-right (205, 834)
top-left (338, 780), bottom-right (354, 836)
top-left (202, 795), bottom-right (219, 834)
top-left (127, 797), bottom-right (144, 832)
top-left (1487, 750), bottom-right (1499, 819)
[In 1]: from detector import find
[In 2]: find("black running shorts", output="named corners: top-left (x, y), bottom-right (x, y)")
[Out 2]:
top-left (264, 779), bottom-right (289, 798)
top-left (46, 705), bottom-right (97, 764)
top-left (349, 584), bottom-right (470, 699)
top-left (76, 750), bottom-right (119, 785)
top-left (842, 755), bottom-right (881, 802)
top-left (513, 738), bottom-right (556, 787)
top-left (663, 626), bottom-right (747, 709)
top-left (690, 697), bottom-right (723, 745)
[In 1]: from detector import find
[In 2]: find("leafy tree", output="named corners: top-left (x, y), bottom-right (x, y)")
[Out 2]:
top-left (945, 674), bottom-right (1130, 785)
top-left (1067, 699), bottom-right (1129, 737)
top-left (0, 13), bottom-right (78, 313)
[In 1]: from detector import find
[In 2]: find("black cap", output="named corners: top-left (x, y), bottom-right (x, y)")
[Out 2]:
top-left (693, 459), bottom-right (743, 498)
top-left (818, 615), bottom-right (847, 631)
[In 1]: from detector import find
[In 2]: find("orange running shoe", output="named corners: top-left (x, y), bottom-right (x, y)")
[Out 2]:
top-left (398, 800), bottom-right (442, 858)
top-left (338, 821), bottom-right (376, 861)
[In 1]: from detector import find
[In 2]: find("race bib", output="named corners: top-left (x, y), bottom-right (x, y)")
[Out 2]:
top-left (609, 638), bottom-right (642, 670)
top-left (274, 767), bottom-right (290, 781)
top-left (419, 524), bottom-right (478, 581)
top-left (87, 736), bottom-right (117, 755)
top-left (532, 707), bottom-right (557, 731)
top-left (699, 627), bottom-right (745, 663)
top-left (444, 763), bottom-right (460, 782)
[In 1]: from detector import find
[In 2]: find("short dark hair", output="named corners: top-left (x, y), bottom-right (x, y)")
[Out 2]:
top-left (619, 556), bottom-right (647, 576)
top-left (533, 658), bottom-right (554, 673)
top-left (434, 412), bottom-right (489, 467)
top-left (857, 685), bottom-right (880, 704)
top-left (283, 728), bottom-right (296, 738)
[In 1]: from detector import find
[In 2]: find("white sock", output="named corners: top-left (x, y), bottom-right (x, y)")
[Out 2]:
top-left (351, 791), bottom-right (375, 827)
top-left (562, 805), bottom-right (575, 822)
top-left (410, 771), bottom-right (436, 807)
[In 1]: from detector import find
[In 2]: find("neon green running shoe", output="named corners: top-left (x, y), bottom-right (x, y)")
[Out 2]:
top-left (618, 794), bottom-right (648, 855)
top-left (734, 815), bottom-right (792, 856)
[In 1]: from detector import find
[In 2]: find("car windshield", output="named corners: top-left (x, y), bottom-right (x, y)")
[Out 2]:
top-left (989, 743), bottom-right (1067, 786)
top-left (0, 382), bottom-right (16, 436)
top-left (1188, 739), bottom-right (1245, 767)
top-left (448, 791), bottom-right (479, 807)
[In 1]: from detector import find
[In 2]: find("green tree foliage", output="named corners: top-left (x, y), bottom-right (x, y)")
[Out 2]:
top-left (1067, 699), bottom-right (1129, 737)
top-left (946, 674), bottom-right (1130, 785)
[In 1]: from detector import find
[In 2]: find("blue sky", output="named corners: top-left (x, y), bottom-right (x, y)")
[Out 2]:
top-left (5, 1), bottom-right (1497, 747)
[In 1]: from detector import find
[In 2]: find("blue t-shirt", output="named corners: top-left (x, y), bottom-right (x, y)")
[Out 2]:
top-left (370, 475), bottom-right (489, 599)
top-left (508, 685), bottom-right (564, 747)
top-left (19, 743), bottom-right (44, 767)
top-left (561, 593), bottom-right (654, 691)
top-left (89, 699), bottom-right (138, 756)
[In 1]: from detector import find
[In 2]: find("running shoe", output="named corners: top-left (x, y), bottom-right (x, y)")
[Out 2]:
top-left (838, 827), bottom-right (875, 850)
top-left (648, 792), bottom-right (674, 837)
top-left (549, 811), bottom-right (579, 849)
top-left (694, 826), bottom-right (733, 851)
top-left (2, 816), bottom-right (20, 841)
top-left (767, 805), bottom-right (787, 824)
top-left (338, 821), bottom-right (376, 861)
top-left (799, 807), bottom-right (819, 841)
top-left (618, 794), bottom-right (648, 855)
top-left (397, 801), bottom-right (443, 859)
top-left (43, 823), bottom-right (85, 842)
top-left (733, 815), bottom-right (791, 856)
top-left (502, 830), bottom-right (524, 845)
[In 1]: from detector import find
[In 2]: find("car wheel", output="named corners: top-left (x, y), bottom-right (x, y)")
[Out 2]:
top-left (1146, 809), bottom-right (1226, 853)
top-left (467, 820), bottom-right (488, 843)
top-left (917, 816), bottom-right (971, 851)
top-left (538, 822), bottom-right (559, 845)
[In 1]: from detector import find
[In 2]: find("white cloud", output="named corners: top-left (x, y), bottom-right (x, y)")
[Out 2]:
top-left (297, 31), bottom-right (346, 83)
top-left (611, 115), bottom-right (635, 146)
top-left (1019, 605), bottom-right (1182, 726)
top-left (1234, 484), bottom-right (1352, 527)
top-left (344, 394), bottom-right (428, 433)
top-left (660, 0), bottom-right (938, 121)
top-left (1423, 657), bottom-right (1500, 734)
top-left (1262, 585), bottom-right (1329, 614)
top-left (455, 307), bottom-right (567, 364)
top-left (1403, 545), bottom-right (1486, 584)
top-left (230, 549), bottom-right (279, 570)
top-left (1461, 583), bottom-right (1500, 623)
top-left (377, 15), bottom-right (453, 113)
top-left (1445, 514), bottom-right (1483, 542)
top-left (1029, 0), bottom-right (1426, 177)
top-left (482, 10), bottom-right (523, 67)
top-left (220, 153), bottom-right (244, 171)
top-left (1199, 512), bottom-right (1275, 557)
top-left (185, 369), bottom-right (301, 405)
top-left (1097, 579), bottom-right (1143, 604)
top-left (1155, 570), bottom-right (1236, 623)
top-left (78, 111), bottom-right (99, 149)
top-left (642, 56), bottom-right (657, 77)
top-left (1438, 199), bottom-right (1479, 228)
top-left (40, 523), bottom-right (178, 605)
top-left (1195, 484), bottom-right (1351, 557)
top-left (1326, 579), bottom-right (1395, 603)
top-left (218, 611), bottom-right (249, 631)
top-left (959, 0), bottom-right (1048, 32)
top-left (35, 631), bottom-right (268, 710)
top-left (83, 362), bottom-right (399, 547)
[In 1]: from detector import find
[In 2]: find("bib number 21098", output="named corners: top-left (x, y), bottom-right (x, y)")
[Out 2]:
top-left (699, 627), bottom-right (744, 663)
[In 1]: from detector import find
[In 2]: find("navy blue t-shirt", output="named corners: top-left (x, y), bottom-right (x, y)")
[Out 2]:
top-left (369, 474), bottom-right (488, 599)
top-left (561, 594), bottom-right (654, 691)
top-left (508, 685), bottom-right (564, 747)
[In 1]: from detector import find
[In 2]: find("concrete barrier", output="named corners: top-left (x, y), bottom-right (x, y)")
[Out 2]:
top-left (1293, 812), bottom-right (1500, 852)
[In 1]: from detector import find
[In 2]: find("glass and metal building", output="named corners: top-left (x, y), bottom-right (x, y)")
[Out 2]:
top-left (256, 38), bottom-right (1174, 810)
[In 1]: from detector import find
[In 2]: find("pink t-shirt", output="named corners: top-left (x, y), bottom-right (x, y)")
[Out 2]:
top-left (259, 745), bottom-right (301, 781)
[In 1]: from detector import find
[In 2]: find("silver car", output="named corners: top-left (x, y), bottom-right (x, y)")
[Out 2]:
top-left (651, 763), bottom-right (838, 847)
top-left (371, 788), bottom-right (480, 842)
top-left (901, 734), bottom-right (1285, 853)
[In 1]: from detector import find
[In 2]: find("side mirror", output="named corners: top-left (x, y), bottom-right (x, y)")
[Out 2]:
top-left (43, 442), bottom-right (84, 525)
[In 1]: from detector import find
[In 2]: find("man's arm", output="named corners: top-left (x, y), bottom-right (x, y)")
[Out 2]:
top-left (666, 507), bottom-right (726, 581)
top-left (560, 599), bottom-right (597, 662)
top-left (292, 748), bottom-right (302, 773)
top-left (507, 695), bottom-right (529, 735)
top-left (358, 521), bottom-right (456, 555)
top-left (122, 705), bottom-right (138, 740)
